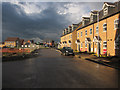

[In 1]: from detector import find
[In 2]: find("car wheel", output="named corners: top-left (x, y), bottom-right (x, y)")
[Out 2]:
top-left (66, 53), bottom-right (69, 56)
top-left (63, 53), bottom-right (66, 56)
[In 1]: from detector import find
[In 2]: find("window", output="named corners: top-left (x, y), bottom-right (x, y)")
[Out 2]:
top-left (66, 30), bottom-right (68, 34)
top-left (25, 45), bottom-right (27, 47)
top-left (71, 35), bottom-right (72, 39)
top-left (114, 35), bottom-right (120, 49)
top-left (104, 7), bottom-right (108, 16)
top-left (22, 45), bottom-right (24, 47)
top-left (103, 41), bottom-right (107, 49)
top-left (85, 42), bottom-right (87, 48)
top-left (96, 26), bottom-right (99, 33)
top-left (90, 15), bottom-right (93, 22)
top-left (85, 30), bottom-right (87, 36)
top-left (114, 41), bottom-right (119, 49)
top-left (81, 31), bottom-right (82, 37)
top-left (69, 35), bottom-right (70, 39)
top-left (90, 28), bottom-right (92, 34)
top-left (81, 43), bottom-right (83, 48)
top-left (103, 23), bottom-right (107, 31)
top-left (82, 21), bottom-right (85, 26)
top-left (114, 19), bottom-right (119, 29)
top-left (73, 26), bottom-right (76, 31)
top-left (77, 32), bottom-right (79, 38)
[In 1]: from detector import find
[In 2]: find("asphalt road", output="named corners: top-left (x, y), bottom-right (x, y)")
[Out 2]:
top-left (2, 48), bottom-right (119, 88)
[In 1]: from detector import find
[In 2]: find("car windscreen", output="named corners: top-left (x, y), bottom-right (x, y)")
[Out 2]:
top-left (63, 47), bottom-right (72, 49)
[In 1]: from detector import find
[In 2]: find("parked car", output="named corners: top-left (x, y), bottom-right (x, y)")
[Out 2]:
top-left (61, 47), bottom-right (74, 56)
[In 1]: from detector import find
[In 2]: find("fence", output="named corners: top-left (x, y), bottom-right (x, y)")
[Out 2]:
top-left (0, 48), bottom-right (31, 53)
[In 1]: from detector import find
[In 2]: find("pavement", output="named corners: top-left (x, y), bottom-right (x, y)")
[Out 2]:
top-left (2, 48), bottom-right (120, 88)
top-left (74, 52), bottom-right (120, 70)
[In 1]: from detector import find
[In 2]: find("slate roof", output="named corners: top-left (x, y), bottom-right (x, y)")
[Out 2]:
top-left (78, 1), bottom-right (120, 30)
top-left (5, 37), bottom-right (19, 41)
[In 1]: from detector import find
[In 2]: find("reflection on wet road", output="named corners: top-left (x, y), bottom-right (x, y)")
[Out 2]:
top-left (3, 49), bottom-right (119, 88)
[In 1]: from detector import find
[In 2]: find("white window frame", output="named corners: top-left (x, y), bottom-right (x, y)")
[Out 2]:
top-left (90, 28), bottom-right (92, 35)
top-left (103, 23), bottom-right (107, 32)
top-left (28, 45), bottom-right (30, 47)
top-left (90, 15), bottom-right (93, 22)
top-left (82, 21), bottom-right (85, 26)
top-left (85, 30), bottom-right (87, 36)
top-left (77, 32), bottom-right (79, 38)
top-left (25, 45), bottom-right (27, 47)
top-left (104, 7), bottom-right (108, 16)
top-left (114, 19), bottom-right (119, 30)
top-left (22, 45), bottom-right (24, 47)
top-left (103, 41), bottom-right (107, 49)
top-left (81, 43), bottom-right (83, 48)
top-left (96, 26), bottom-right (99, 34)
top-left (81, 31), bottom-right (82, 37)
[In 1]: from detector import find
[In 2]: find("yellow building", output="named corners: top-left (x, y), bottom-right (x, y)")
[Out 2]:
top-left (61, 24), bottom-right (80, 51)
top-left (0, 42), bottom-right (5, 48)
top-left (61, 1), bottom-right (120, 56)
top-left (77, 2), bottom-right (120, 56)
top-left (4, 37), bottom-right (20, 48)
top-left (61, 27), bottom-right (72, 48)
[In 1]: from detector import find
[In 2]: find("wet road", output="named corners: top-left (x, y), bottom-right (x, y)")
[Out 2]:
top-left (3, 49), bottom-right (119, 88)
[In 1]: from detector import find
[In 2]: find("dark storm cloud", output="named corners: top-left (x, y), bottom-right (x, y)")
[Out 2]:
top-left (2, 2), bottom-right (103, 41)
top-left (2, 2), bottom-right (72, 41)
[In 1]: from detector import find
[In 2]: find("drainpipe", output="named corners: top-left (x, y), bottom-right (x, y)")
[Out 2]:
top-left (106, 19), bottom-right (107, 56)
top-left (93, 23), bottom-right (94, 53)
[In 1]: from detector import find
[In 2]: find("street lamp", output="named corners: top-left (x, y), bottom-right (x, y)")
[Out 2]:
top-left (97, 11), bottom-right (100, 57)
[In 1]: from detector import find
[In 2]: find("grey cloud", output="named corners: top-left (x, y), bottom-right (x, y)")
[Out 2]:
top-left (2, 2), bottom-right (103, 41)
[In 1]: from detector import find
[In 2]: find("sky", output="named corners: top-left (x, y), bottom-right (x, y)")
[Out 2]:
top-left (2, 1), bottom-right (117, 42)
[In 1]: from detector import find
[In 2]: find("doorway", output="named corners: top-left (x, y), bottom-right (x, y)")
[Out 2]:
top-left (88, 43), bottom-right (91, 52)
top-left (97, 42), bottom-right (101, 56)
top-left (78, 44), bottom-right (80, 52)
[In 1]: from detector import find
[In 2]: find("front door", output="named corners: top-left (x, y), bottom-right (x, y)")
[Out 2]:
top-left (78, 44), bottom-right (80, 52)
top-left (89, 43), bottom-right (91, 52)
top-left (97, 42), bottom-right (101, 56)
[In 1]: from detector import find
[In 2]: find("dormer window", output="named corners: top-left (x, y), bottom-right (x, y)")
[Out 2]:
top-left (90, 15), bottom-right (93, 22)
top-left (68, 26), bottom-right (72, 33)
top-left (82, 21), bottom-right (85, 26)
top-left (72, 27), bottom-right (74, 31)
top-left (82, 17), bottom-right (90, 26)
top-left (63, 31), bottom-right (65, 35)
top-left (104, 7), bottom-right (108, 16)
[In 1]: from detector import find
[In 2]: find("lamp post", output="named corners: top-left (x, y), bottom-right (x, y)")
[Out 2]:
top-left (97, 11), bottom-right (100, 57)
